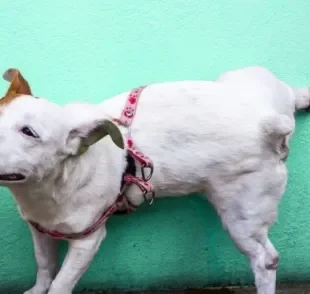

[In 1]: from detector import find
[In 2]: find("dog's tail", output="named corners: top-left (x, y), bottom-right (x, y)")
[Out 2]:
top-left (260, 114), bottom-right (294, 161)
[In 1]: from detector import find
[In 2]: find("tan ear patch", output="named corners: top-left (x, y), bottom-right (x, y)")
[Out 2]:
top-left (0, 68), bottom-right (32, 106)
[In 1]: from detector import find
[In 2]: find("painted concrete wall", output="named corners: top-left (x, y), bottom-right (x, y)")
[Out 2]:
top-left (0, 0), bottom-right (310, 292)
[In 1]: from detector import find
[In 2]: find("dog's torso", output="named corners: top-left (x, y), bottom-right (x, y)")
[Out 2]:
top-left (11, 67), bottom-right (297, 234)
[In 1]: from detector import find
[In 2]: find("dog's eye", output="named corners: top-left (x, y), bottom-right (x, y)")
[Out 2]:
top-left (21, 126), bottom-right (39, 138)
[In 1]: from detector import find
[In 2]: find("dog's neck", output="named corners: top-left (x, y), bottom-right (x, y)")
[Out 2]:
top-left (9, 140), bottom-right (128, 224)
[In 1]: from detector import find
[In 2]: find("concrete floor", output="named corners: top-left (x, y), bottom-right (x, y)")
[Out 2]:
top-left (79, 285), bottom-right (310, 294)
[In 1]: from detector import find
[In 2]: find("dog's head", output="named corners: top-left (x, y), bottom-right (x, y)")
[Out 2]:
top-left (0, 68), bottom-right (124, 184)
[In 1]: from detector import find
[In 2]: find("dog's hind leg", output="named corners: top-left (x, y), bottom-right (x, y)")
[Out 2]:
top-left (205, 163), bottom-right (287, 294)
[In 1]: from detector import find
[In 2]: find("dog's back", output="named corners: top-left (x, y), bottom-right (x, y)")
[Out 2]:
top-left (100, 73), bottom-right (294, 197)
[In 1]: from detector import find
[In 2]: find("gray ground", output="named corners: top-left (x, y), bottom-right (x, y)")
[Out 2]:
top-left (78, 285), bottom-right (310, 294)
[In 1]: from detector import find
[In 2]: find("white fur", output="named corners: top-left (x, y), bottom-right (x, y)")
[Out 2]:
top-left (0, 66), bottom-right (308, 294)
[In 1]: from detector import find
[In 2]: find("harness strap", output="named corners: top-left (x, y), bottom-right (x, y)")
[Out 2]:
top-left (28, 196), bottom-right (124, 240)
top-left (29, 86), bottom-right (155, 240)
top-left (123, 174), bottom-right (155, 205)
top-left (113, 86), bottom-right (154, 204)
top-left (114, 86), bottom-right (146, 127)
top-left (113, 86), bottom-right (154, 171)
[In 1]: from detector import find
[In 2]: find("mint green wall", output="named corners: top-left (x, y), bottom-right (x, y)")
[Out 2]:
top-left (1, 0), bottom-right (310, 292)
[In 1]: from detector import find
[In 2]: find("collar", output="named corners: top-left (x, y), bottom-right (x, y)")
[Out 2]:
top-left (28, 153), bottom-right (137, 240)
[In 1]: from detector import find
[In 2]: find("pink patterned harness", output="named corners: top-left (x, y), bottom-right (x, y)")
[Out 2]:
top-left (29, 87), bottom-right (154, 240)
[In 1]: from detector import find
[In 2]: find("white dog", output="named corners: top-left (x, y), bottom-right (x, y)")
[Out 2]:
top-left (0, 66), bottom-right (308, 294)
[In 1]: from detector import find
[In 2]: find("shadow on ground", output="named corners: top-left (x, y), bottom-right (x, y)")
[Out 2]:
top-left (79, 284), bottom-right (310, 294)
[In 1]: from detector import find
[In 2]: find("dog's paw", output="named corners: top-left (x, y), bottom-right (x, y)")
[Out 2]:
top-left (24, 286), bottom-right (48, 294)
top-left (48, 288), bottom-right (71, 294)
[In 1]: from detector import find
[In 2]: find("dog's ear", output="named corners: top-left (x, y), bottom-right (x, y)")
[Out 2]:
top-left (0, 68), bottom-right (33, 105)
top-left (3, 68), bottom-right (32, 96)
top-left (65, 118), bottom-right (124, 156)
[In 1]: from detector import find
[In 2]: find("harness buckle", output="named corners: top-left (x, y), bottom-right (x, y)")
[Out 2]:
top-left (143, 190), bottom-right (155, 206)
top-left (141, 164), bottom-right (154, 182)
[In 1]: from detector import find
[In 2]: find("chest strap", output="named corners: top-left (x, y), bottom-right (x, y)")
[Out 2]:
top-left (113, 86), bottom-right (155, 206)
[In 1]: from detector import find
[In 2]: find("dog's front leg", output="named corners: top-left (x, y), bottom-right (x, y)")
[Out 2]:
top-left (48, 226), bottom-right (107, 294)
top-left (24, 225), bottom-right (58, 294)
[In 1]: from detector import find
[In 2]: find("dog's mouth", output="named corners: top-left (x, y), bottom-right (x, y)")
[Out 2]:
top-left (0, 173), bottom-right (26, 182)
